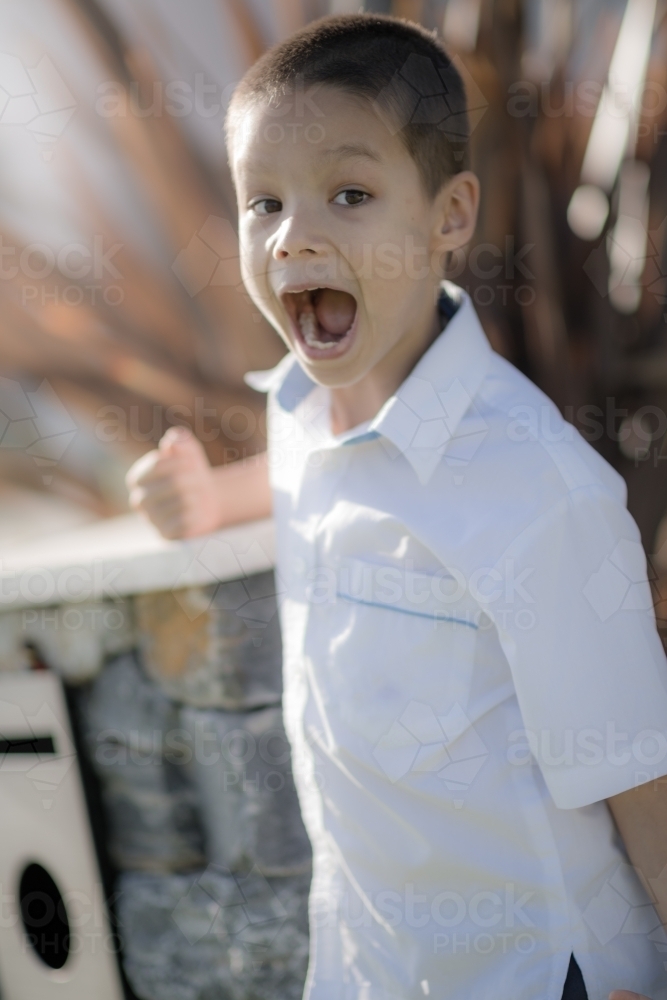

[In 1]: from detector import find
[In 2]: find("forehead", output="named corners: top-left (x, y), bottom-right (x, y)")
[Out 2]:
top-left (229, 86), bottom-right (410, 180)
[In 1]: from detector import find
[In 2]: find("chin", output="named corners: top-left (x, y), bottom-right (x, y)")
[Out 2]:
top-left (299, 349), bottom-right (375, 390)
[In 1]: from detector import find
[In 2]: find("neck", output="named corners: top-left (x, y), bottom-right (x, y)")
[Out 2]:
top-left (330, 301), bottom-right (443, 436)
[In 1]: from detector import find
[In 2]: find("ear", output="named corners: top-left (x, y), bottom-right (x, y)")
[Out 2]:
top-left (430, 170), bottom-right (480, 255)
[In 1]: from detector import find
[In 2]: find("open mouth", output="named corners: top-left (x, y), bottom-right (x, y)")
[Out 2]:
top-left (282, 287), bottom-right (357, 354)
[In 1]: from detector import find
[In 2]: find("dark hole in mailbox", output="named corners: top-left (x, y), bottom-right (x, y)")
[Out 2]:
top-left (19, 862), bottom-right (71, 970)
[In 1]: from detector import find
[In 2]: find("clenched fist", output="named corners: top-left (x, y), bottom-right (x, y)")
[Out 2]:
top-left (126, 426), bottom-right (272, 540)
top-left (126, 426), bottom-right (224, 539)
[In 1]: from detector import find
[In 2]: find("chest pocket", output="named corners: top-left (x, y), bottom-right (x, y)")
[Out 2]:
top-left (304, 557), bottom-right (481, 750)
top-left (337, 558), bottom-right (479, 629)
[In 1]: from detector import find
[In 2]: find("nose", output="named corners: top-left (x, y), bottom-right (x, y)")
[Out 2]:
top-left (272, 211), bottom-right (325, 261)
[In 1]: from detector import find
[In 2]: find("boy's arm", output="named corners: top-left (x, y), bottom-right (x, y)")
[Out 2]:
top-left (125, 426), bottom-right (271, 539)
top-left (606, 780), bottom-right (667, 927)
top-left (604, 780), bottom-right (667, 1000)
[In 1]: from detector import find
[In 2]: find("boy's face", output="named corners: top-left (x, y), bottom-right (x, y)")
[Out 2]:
top-left (231, 87), bottom-right (474, 389)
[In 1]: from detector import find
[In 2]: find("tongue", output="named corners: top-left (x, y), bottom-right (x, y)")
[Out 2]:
top-left (313, 288), bottom-right (356, 336)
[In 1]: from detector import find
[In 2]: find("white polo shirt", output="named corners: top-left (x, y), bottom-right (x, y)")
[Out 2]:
top-left (247, 284), bottom-right (667, 1000)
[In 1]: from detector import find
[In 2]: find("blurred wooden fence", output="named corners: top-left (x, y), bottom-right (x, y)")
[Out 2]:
top-left (1, 0), bottom-right (667, 561)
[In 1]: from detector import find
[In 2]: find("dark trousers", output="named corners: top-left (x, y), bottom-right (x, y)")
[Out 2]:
top-left (561, 955), bottom-right (588, 1000)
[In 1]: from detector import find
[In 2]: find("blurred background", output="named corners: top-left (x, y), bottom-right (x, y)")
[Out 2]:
top-left (2, 0), bottom-right (667, 594)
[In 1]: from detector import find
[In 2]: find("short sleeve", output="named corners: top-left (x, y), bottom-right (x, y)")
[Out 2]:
top-left (493, 485), bottom-right (667, 809)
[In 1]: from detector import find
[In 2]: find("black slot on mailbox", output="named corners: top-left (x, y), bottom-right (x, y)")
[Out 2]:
top-left (0, 736), bottom-right (56, 755)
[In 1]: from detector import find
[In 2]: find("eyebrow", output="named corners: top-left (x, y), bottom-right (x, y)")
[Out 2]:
top-left (317, 142), bottom-right (382, 163)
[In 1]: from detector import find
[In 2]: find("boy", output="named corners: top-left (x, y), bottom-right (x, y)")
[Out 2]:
top-left (127, 15), bottom-right (667, 1000)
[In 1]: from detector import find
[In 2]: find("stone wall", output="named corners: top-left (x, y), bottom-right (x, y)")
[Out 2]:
top-left (0, 566), bottom-right (311, 1000)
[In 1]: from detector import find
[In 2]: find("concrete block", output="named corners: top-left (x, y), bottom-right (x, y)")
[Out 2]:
top-left (21, 599), bottom-right (135, 683)
top-left (0, 612), bottom-right (30, 672)
top-left (78, 653), bottom-right (204, 872)
top-left (182, 706), bottom-right (311, 876)
top-left (135, 571), bottom-right (283, 710)
top-left (117, 868), bottom-right (310, 1000)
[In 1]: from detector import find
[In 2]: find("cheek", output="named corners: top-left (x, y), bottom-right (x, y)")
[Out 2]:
top-left (237, 247), bottom-right (276, 322)
top-left (239, 232), bottom-right (267, 291)
top-left (239, 249), bottom-right (258, 291)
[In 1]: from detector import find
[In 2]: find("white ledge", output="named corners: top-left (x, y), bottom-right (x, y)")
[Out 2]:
top-left (0, 514), bottom-right (276, 610)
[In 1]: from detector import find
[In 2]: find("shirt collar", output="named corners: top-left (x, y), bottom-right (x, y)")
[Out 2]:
top-left (245, 283), bottom-right (493, 485)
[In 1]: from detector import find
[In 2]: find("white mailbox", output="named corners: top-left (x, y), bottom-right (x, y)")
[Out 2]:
top-left (0, 670), bottom-right (125, 1000)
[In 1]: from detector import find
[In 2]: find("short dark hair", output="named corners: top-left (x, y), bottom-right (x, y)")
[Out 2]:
top-left (227, 13), bottom-right (470, 198)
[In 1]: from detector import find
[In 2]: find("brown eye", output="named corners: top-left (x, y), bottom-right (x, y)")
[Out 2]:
top-left (251, 198), bottom-right (282, 215)
top-left (332, 189), bottom-right (369, 206)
